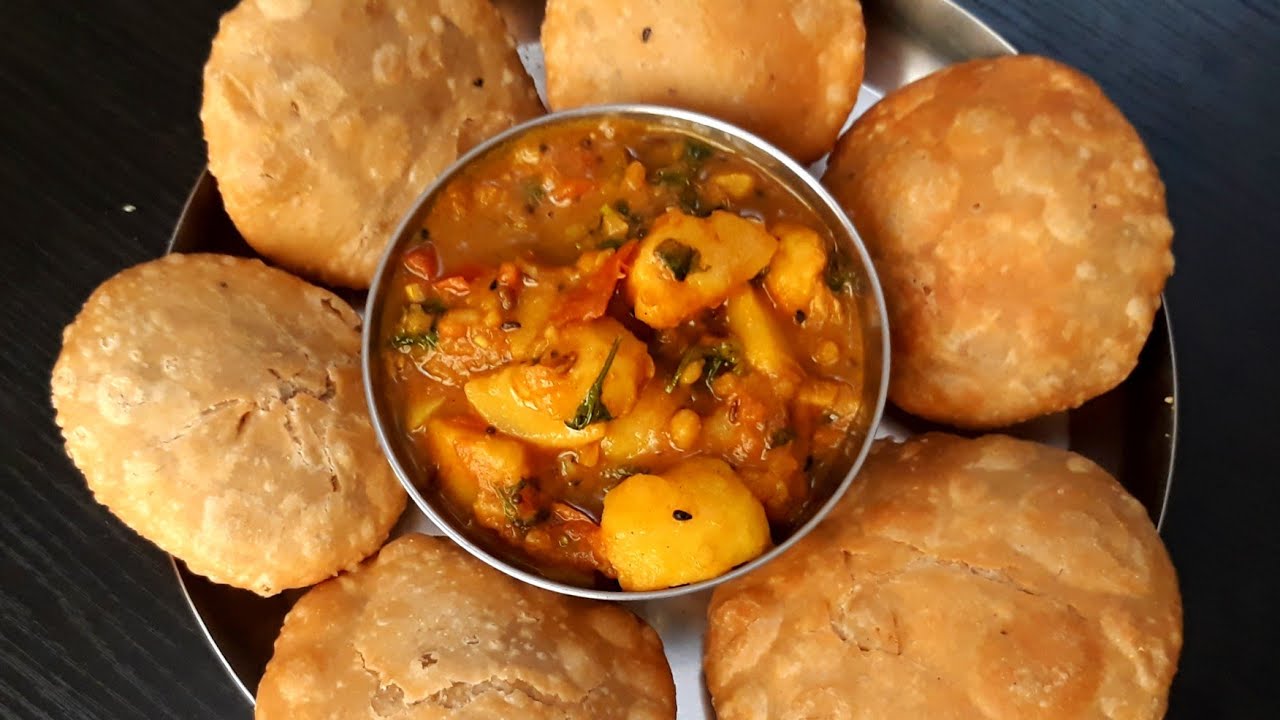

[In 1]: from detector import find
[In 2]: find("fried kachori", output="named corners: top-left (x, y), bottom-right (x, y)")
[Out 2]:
top-left (201, 0), bottom-right (544, 288)
top-left (705, 433), bottom-right (1182, 720)
top-left (824, 55), bottom-right (1174, 428)
top-left (542, 0), bottom-right (865, 163)
top-left (51, 253), bottom-right (406, 595)
top-left (255, 533), bottom-right (676, 719)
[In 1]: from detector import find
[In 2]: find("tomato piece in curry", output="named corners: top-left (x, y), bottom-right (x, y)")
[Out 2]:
top-left (379, 118), bottom-right (867, 591)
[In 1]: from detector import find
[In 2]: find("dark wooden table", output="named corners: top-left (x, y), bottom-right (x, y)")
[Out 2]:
top-left (2, 1), bottom-right (1276, 717)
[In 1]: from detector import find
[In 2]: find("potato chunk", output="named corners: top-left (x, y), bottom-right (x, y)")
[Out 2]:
top-left (600, 379), bottom-right (683, 464)
top-left (725, 286), bottom-right (802, 396)
top-left (464, 319), bottom-right (654, 448)
top-left (627, 210), bottom-right (778, 328)
top-left (738, 447), bottom-right (807, 525)
top-left (763, 224), bottom-right (830, 315)
top-left (600, 458), bottom-right (771, 590)
top-left (424, 416), bottom-right (529, 516)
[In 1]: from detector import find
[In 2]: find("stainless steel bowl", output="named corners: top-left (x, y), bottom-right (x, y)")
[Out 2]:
top-left (363, 104), bottom-right (891, 600)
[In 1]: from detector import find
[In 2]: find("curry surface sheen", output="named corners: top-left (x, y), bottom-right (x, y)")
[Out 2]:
top-left (379, 118), bottom-right (868, 590)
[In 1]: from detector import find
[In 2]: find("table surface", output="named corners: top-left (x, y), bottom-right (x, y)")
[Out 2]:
top-left (2, 0), bottom-right (1277, 717)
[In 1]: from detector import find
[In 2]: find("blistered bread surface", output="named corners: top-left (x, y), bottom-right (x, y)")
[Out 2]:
top-left (202, 0), bottom-right (544, 288)
top-left (51, 253), bottom-right (406, 595)
top-left (256, 534), bottom-right (676, 719)
top-left (543, 0), bottom-right (865, 163)
top-left (825, 55), bottom-right (1174, 427)
top-left (706, 433), bottom-right (1182, 720)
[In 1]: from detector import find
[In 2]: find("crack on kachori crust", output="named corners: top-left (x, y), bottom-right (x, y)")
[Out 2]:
top-left (351, 644), bottom-right (608, 714)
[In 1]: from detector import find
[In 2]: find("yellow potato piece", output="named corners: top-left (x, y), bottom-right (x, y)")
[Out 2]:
top-left (710, 171), bottom-right (756, 200)
top-left (424, 417), bottom-right (529, 512)
top-left (627, 210), bottom-right (778, 328)
top-left (464, 319), bottom-right (653, 448)
top-left (725, 286), bottom-right (802, 396)
top-left (763, 224), bottom-right (829, 315)
top-left (600, 380), bottom-right (683, 464)
top-left (600, 458), bottom-right (771, 591)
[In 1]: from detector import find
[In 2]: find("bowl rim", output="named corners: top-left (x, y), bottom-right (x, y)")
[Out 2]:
top-left (362, 103), bottom-right (892, 600)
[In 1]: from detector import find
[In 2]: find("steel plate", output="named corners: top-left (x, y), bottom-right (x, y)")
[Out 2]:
top-left (168, 1), bottom-right (1178, 715)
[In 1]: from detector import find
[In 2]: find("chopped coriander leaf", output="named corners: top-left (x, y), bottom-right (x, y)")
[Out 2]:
top-left (565, 337), bottom-right (622, 430)
top-left (650, 162), bottom-right (712, 216)
top-left (824, 253), bottom-right (861, 293)
top-left (702, 342), bottom-right (739, 393)
top-left (390, 330), bottom-right (438, 351)
top-left (391, 299), bottom-right (447, 352)
top-left (684, 140), bottom-right (714, 164)
top-left (596, 237), bottom-right (627, 250)
top-left (419, 297), bottom-right (448, 315)
top-left (666, 341), bottom-right (740, 394)
top-left (678, 186), bottom-right (713, 217)
top-left (665, 345), bottom-right (703, 393)
top-left (497, 479), bottom-right (541, 530)
top-left (613, 199), bottom-right (632, 217)
top-left (523, 181), bottom-right (547, 207)
top-left (655, 238), bottom-right (705, 281)
top-left (768, 427), bottom-right (796, 449)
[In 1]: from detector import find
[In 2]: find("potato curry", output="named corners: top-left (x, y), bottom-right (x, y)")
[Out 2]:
top-left (379, 118), bottom-right (868, 591)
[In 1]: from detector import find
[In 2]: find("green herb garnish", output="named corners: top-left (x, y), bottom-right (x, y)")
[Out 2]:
top-left (702, 342), bottom-right (739, 393)
top-left (651, 165), bottom-right (711, 217)
top-left (655, 238), bottom-right (705, 281)
top-left (497, 479), bottom-right (542, 530)
top-left (768, 427), bottom-right (796, 449)
top-left (419, 297), bottom-right (448, 315)
top-left (390, 299), bottom-right (448, 352)
top-left (648, 140), bottom-right (718, 217)
top-left (684, 140), bottom-right (714, 164)
top-left (523, 180), bottom-right (547, 208)
top-left (596, 237), bottom-right (627, 250)
top-left (664, 341), bottom-right (740, 394)
top-left (824, 253), bottom-right (860, 293)
top-left (665, 345), bottom-right (703, 393)
top-left (390, 331), bottom-right (438, 351)
top-left (678, 188), bottom-right (713, 217)
top-left (565, 337), bottom-right (621, 430)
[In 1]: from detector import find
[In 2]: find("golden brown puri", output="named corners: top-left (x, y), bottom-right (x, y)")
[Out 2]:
top-left (255, 534), bottom-right (676, 720)
top-left (824, 55), bottom-right (1174, 428)
top-left (201, 0), bottom-right (543, 289)
top-left (542, 0), bottom-right (865, 163)
top-left (50, 254), bottom-right (405, 596)
top-left (706, 434), bottom-right (1181, 720)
